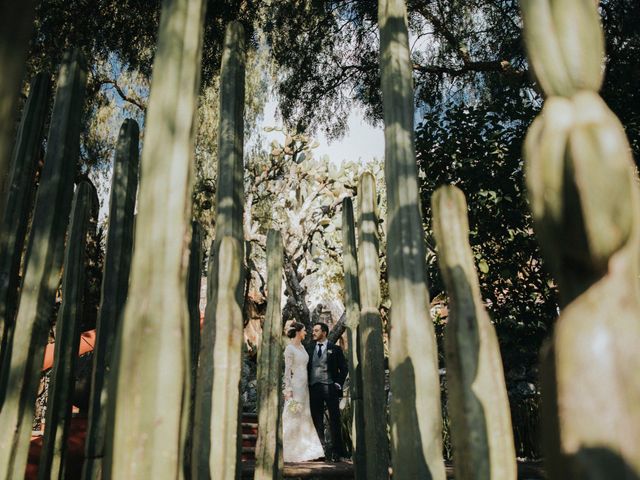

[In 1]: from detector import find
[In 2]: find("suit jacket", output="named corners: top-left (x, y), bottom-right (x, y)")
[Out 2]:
top-left (307, 341), bottom-right (348, 395)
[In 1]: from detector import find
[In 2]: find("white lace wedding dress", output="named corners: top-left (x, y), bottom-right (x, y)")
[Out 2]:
top-left (282, 343), bottom-right (325, 462)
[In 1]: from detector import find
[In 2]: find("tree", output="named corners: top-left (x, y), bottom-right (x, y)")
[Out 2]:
top-left (242, 128), bottom-right (385, 338)
top-left (261, 0), bottom-right (640, 333)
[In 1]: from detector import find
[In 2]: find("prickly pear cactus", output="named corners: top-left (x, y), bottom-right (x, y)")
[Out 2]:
top-left (521, 0), bottom-right (640, 477)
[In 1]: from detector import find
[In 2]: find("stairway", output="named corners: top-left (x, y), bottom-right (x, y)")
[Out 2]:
top-left (241, 411), bottom-right (258, 461)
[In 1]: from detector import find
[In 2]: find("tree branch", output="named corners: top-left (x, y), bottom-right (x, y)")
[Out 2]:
top-left (413, 60), bottom-right (526, 78)
top-left (95, 76), bottom-right (146, 111)
top-left (413, 4), bottom-right (527, 80)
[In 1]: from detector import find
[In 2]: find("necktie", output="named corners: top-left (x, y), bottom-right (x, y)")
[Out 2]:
top-left (317, 344), bottom-right (323, 357)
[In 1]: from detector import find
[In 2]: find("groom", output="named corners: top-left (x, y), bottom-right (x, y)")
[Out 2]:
top-left (307, 322), bottom-right (349, 461)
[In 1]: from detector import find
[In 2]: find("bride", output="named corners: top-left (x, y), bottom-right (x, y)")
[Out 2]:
top-left (282, 321), bottom-right (325, 462)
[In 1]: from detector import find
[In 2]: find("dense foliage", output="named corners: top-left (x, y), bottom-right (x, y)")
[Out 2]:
top-left (263, 0), bottom-right (640, 334)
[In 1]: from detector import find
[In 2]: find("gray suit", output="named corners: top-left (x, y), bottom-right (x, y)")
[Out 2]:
top-left (307, 341), bottom-right (348, 458)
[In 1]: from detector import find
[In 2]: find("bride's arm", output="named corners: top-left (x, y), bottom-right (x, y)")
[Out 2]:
top-left (283, 345), bottom-right (294, 400)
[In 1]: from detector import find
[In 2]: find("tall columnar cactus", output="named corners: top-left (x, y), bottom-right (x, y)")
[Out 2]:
top-left (193, 20), bottom-right (246, 480)
top-left (207, 236), bottom-right (244, 479)
top-left (356, 173), bottom-right (390, 479)
top-left (255, 229), bottom-right (284, 480)
top-left (187, 221), bottom-right (203, 378)
top-left (0, 73), bottom-right (51, 371)
top-left (520, 0), bottom-right (640, 477)
top-left (108, 0), bottom-right (206, 477)
top-left (82, 119), bottom-right (139, 480)
top-left (377, 1), bottom-right (445, 478)
top-left (214, 22), bottom-right (245, 248)
top-left (431, 185), bottom-right (516, 480)
top-left (38, 180), bottom-right (99, 480)
top-left (0, 50), bottom-right (87, 480)
top-left (182, 220), bottom-right (203, 478)
top-left (341, 197), bottom-right (366, 479)
top-left (0, 0), bottom-right (38, 217)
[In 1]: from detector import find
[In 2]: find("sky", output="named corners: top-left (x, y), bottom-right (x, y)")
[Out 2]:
top-left (260, 98), bottom-right (385, 165)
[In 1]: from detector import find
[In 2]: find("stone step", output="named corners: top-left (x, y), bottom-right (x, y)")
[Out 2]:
top-left (242, 411), bottom-right (258, 421)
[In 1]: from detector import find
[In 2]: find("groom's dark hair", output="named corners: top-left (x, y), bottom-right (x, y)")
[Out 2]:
top-left (313, 322), bottom-right (329, 335)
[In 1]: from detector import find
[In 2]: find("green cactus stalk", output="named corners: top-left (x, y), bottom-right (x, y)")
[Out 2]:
top-left (356, 172), bottom-right (390, 478)
top-left (0, 73), bottom-right (51, 375)
top-left (214, 22), bottom-right (245, 247)
top-left (38, 180), bottom-right (98, 480)
top-left (108, 0), bottom-right (206, 477)
top-left (341, 197), bottom-right (367, 479)
top-left (0, 50), bottom-right (87, 480)
top-left (187, 221), bottom-right (203, 378)
top-left (82, 119), bottom-right (139, 480)
top-left (521, 0), bottom-right (640, 477)
top-left (0, 0), bottom-right (38, 217)
top-left (193, 20), bottom-right (246, 480)
top-left (207, 236), bottom-right (244, 479)
top-left (192, 247), bottom-right (217, 479)
top-left (182, 220), bottom-right (203, 478)
top-left (431, 185), bottom-right (516, 480)
top-left (378, 1), bottom-right (445, 478)
top-left (255, 229), bottom-right (284, 480)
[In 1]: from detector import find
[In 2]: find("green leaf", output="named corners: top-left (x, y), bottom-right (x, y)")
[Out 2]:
top-left (478, 259), bottom-right (489, 273)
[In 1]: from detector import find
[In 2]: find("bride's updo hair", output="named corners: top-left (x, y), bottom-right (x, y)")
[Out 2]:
top-left (285, 320), bottom-right (305, 339)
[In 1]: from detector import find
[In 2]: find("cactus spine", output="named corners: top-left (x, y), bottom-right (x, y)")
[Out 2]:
top-left (0, 0), bottom-right (38, 216)
top-left (255, 229), bottom-right (284, 480)
top-left (82, 119), bottom-right (139, 480)
top-left (108, 0), bottom-right (207, 477)
top-left (378, 1), bottom-right (445, 478)
top-left (521, 0), bottom-right (640, 477)
top-left (0, 50), bottom-right (87, 480)
top-left (38, 180), bottom-right (98, 480)
top-left (432, 185), bottom-right (516, 480)
top-left (0, 73), bottom-right (51, 373)
top-left (341, 197), bottom-right (367, 479)
top-left (356, 173), bottom-right (389, 478)
top-left (193, 20), bottom-right (246, 480)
